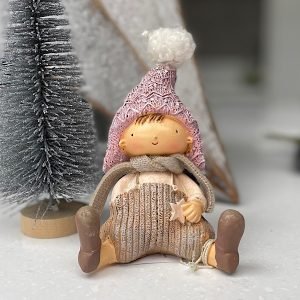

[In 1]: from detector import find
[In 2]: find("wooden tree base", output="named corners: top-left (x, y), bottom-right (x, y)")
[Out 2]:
top-left (20, 201), bottom-right (85, 239)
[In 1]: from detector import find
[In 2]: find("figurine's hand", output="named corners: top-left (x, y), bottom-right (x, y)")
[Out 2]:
top-left (181, 200), bottom-right (204, 223)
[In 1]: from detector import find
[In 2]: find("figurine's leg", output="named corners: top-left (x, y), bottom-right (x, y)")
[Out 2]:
top-left (75, 206), bottom-right (101, 273)
top-left (98, 237), bottom-right (118, 269)
top-left (207, 242), bottom-right (217, 267)
top-left (207, 209), bottom-right (245, 274)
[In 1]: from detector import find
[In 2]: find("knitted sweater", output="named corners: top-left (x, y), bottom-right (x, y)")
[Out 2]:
top-left (91, 154), bottom-right (215, 215)
top-left (111, 171), bottom-right (207, 210)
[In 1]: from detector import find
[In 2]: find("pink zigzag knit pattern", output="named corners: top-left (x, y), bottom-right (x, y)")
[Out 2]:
top-left (103, 64), bottom-right (205, 173)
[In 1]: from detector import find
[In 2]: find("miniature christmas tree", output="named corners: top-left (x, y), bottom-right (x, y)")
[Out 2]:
top-left (0, 0), bottom-right (100, 237)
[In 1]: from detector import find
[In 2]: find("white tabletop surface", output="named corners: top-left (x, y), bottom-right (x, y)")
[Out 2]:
top-left (1, 82), bottom-right (300, 299)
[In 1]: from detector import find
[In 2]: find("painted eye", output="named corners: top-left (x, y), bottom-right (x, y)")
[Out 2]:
top-left (176, 129), bottom-right (178, 133)
top-left (131, 133), bottom-right (134, 136)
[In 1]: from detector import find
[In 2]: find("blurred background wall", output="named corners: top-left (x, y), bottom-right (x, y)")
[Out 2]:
top-left (263, 0), bottom-right (300, 101)
top-left (181, 0), bottom-right (262, 107)
top-left (180, 0), bottom-right (300, 147)
top-left (181, 0), bottom-right (300, 103)
top-left (179, 0), bottom-right (300, 173)
top-left (181, 0), bottom-right (261, 61)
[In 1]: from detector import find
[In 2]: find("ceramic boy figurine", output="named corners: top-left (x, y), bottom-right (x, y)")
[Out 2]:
top-left (75, 28), bottom-right (245, 274)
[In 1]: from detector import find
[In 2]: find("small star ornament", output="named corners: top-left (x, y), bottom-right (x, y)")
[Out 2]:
top-left (169, 199), bottom-right (186, 224)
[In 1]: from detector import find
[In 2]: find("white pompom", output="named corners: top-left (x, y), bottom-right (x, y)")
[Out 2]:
top-left (142, 27), bottom-right (196, 68)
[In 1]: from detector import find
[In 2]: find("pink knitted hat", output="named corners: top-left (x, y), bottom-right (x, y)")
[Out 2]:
top-left (103, 28), bottom-right (205, 173)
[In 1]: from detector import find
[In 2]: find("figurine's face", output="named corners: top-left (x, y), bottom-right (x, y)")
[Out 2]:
top-left (119, 114), bottom-right (193, 157)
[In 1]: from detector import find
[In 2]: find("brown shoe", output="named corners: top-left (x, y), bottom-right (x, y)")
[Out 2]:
top-left (215, 209), bottom-right (245, 274)
top-left (75, 206), bottom-right (101, 273)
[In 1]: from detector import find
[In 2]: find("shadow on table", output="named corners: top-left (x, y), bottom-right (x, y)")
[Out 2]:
top-left (237, 261), bottom-right (266, 276)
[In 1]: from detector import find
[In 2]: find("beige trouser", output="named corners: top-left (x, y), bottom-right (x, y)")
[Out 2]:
top-left (99, 182), bottom-right (215, 266)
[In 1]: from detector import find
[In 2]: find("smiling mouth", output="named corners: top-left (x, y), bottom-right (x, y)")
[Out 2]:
top-left (152, 141), bottom-right (158, 145)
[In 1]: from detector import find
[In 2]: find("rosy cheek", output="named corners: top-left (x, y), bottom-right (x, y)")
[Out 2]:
top-left (129, 141), bottom-right (143, 151)
top-left (169, 143), bottom-right (181, 150)
top-left (172, 137), bottom-right (188, 149)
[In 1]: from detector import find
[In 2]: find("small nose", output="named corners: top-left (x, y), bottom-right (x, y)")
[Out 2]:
top-left (154, 136), bottom-right (158, 140)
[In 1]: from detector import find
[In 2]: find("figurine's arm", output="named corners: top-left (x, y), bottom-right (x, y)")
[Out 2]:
top-left (177, 173), bottom-right (207, 207)
top-left (176, 174), bottom-right (207, 223)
